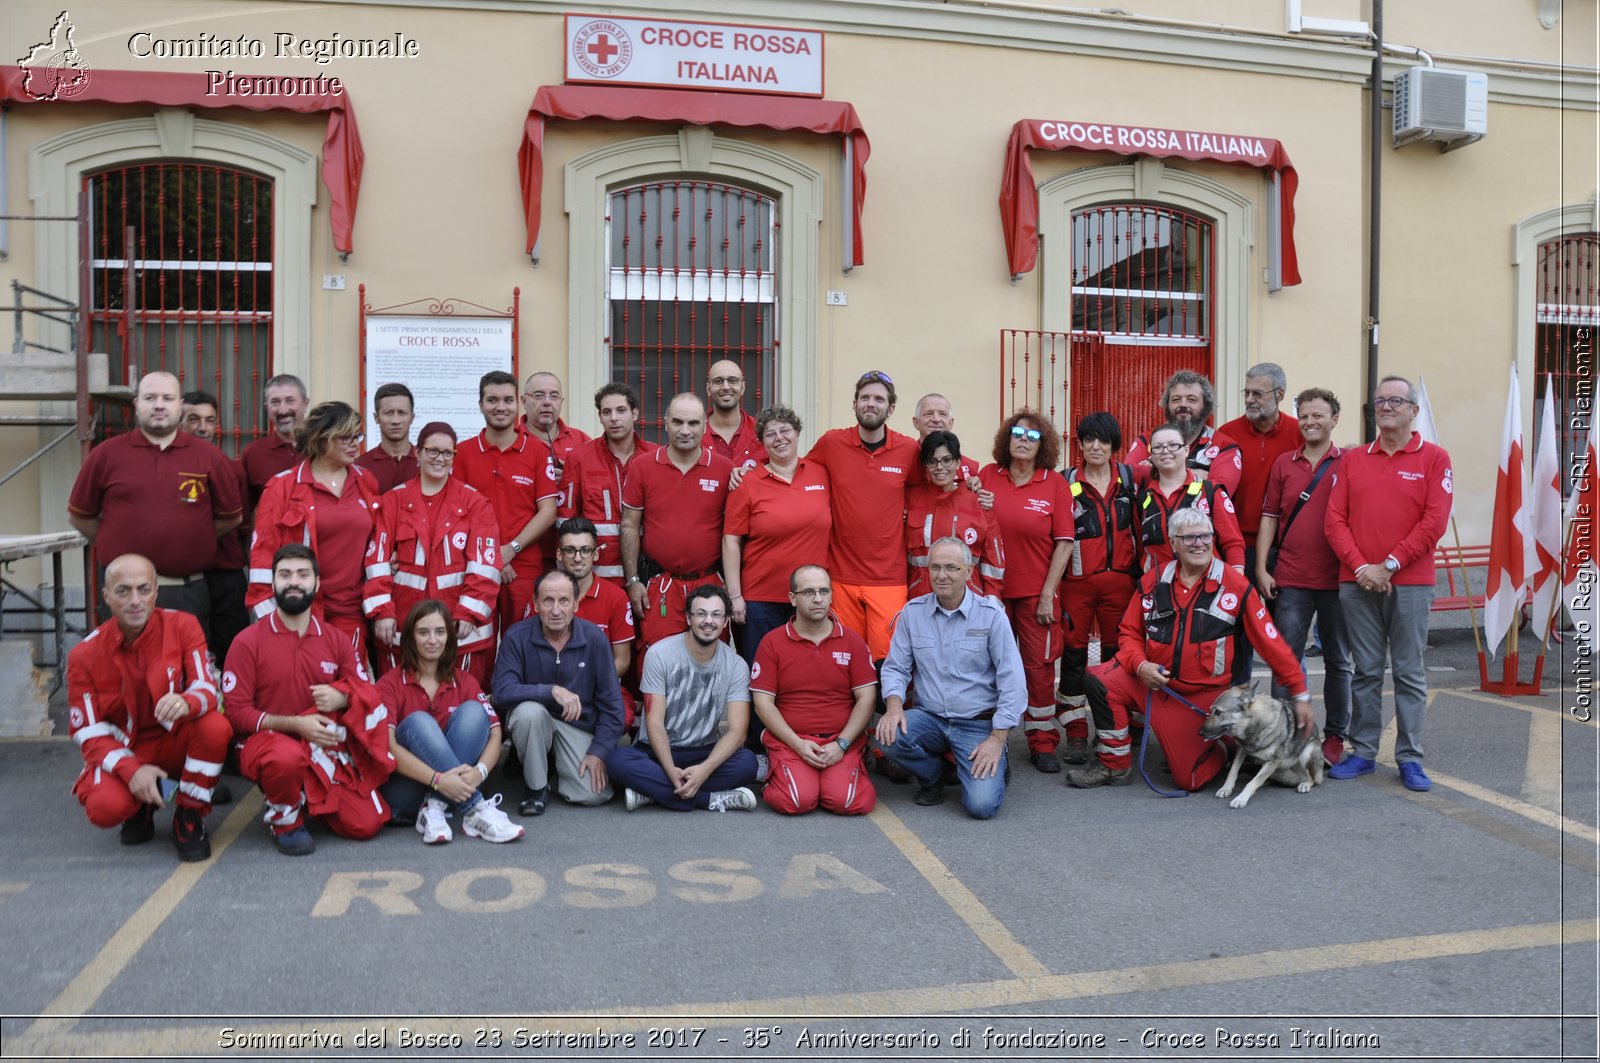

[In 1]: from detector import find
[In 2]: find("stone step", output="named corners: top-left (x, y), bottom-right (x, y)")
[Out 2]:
top-left (0, 640), bottom-right (52, 737)
top-left (0, 352), bottom-right (131, 402)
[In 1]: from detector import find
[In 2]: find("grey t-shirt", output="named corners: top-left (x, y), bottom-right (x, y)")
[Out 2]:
top-left (639, 635), bottom-right (751, 748)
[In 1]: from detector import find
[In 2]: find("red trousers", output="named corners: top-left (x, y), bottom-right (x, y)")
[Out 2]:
top-left (239, 731), bottom-right (387, 838)
top-left (637, 573), bottom-right (725, 647)
top-left (75, 712), bottom-right (232, 827)
top-left (1086, 661), bottom-right (1229, 788)
top-left (761, 733), bottom-right (876, 816)
top-left (1004, 596), bottom-right (1064, 754)
top-left (1058, 571), bottom-right (1137, 740)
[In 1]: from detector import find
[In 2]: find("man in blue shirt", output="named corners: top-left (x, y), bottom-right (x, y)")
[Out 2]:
top-left (875, 537), bottom-right (1027, 818)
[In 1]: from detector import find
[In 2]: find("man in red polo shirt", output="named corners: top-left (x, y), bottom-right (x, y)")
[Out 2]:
top-left (557, 382), bottom-right (658, 585)
top-left (356, 382), bottom-right (419, 494)
top-left (1124, 370), bottom-right (1242, 495)
top-left (805, 370), bottom-right (921, 660)
top-left (454, 370), bottom-right (559, 631)
top-left (620, 393), bottom-right (733, 646)
top-left (240, 373), bottom-right (308, 506)
top-left (69, 371), bottom-right (243, 638)
top-left (521, 371), bottom-right (591, 479)
top-left (704, 359), bottom-right (763, 470)
top-left (750, 565), bottom-right (877, 815)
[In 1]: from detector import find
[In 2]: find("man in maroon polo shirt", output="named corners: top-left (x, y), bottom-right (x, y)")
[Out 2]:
top-left (69, 371), bottom-right (243, 638)
top-left (180, 389), bottom-right (251, 662)
top-left (703, 359), bottom-right (763, 470)
top-left (620, 393), bottom-right (733, 647)
top-left (240, 373), bottom-right (308, 506)
top-left (356, 381), bottom-right (419, 494)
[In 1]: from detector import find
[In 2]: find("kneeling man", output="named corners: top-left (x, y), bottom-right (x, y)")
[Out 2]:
top-left (495, 569), bottom-right (625, 814)
top-left (225, 545), bottom-right (395, 855)
top-left (876, 538), bottom-right (1025, 819)
top-left (750, 565), bottom-right (877, 815)
top-left (69, 553), bottom-right (231, 861)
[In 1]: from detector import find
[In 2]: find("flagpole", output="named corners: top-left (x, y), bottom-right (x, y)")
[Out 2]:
top-left (1453, 516), bottom-right (1484, 659)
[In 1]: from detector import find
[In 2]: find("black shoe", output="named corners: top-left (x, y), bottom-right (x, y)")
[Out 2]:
top-left (172, 806), bottom-right (211, 862)
top-left (913, 782), bottom-right (946, 806)
top-left (875, 756), bottom-right (912, 784)
top-left (518, 786), bottom-right (551, 816)
top-left (1061, 736), bottom-right (1091, 765)
top-left (210, 782), bottom-right (235, 806)
top-left (119, 804), bottom-right (156, 846)
top-left (1030, 751), bottom-right (1062, 774)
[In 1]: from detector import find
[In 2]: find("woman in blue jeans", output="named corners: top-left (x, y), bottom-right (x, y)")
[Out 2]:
top-left (375, 599), bottom-right (523, 844)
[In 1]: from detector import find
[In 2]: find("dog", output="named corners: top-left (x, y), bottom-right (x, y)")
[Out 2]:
top-left (1197, 683), bottom-right (1324, 809)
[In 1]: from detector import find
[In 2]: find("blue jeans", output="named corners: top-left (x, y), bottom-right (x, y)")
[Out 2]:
top-left (380, 702), bottom-right (493, 817)
top-left (1271, 586), bottom-right (1352, 737)
top-left (874, 710), bottom-right (1007, 819)
top-left (604, 743), bottom-right (760, 810)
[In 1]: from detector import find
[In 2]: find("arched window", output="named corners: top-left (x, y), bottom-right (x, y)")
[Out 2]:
top-left (605, 179), bottom-right (777, 438)
top-left (1532, 232), bottom-right (1599, 482)
top-left (85, 161), bottom-right (275, 453)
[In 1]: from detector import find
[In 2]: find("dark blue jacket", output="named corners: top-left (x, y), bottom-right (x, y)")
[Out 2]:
top-left (492, 616), bottom-right (625, 760)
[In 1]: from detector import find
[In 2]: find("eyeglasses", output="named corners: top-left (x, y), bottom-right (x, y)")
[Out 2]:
top-left (1174, 533), bottom-right (1215, 546)
top-left (924, 456), bottom-right (959, 468)
top-left (335, 433), bottom-right (364, 446)
top-left (1372, 396), bottom-right (1414, 410)
top-left (687, 610), bottom-right (727, 622)
top-left (1148, 442), bottom-right (1185, 454)
top-left (792, 587), bottom-right (831, 599)
top-left (1242, 388), bottom-right (1278, 400)
top-left (708, 375), bottom-right (744, 387)
top-left (1010, 426), bottom-right (1043, 442)
top-left (420, 446), bottom-right (455, 461)
top-left (928, 563), bottom-right (968, 575)
top-left (558, 545), bottom-right (596, 558)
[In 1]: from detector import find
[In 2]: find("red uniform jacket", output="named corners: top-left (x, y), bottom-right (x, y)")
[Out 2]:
top-left (556, 434), bottom-right (660, 582)
top-left (1135, 476), bottom-right (1246, 574)
top-left (1115, 559), bottom-right (1307, 698)
top-left (68, 609), bottom-right (217, 785)
top-left (247, 462), bottom-right (384, 621)
top-left (1064, 464), bottom-right (1142, 578)
top-left (904, 483), bottom-right (1005, 599)
top-left (1126, 425), bottom-right (1243, 496)
top-left (363, 478), bottom-right (501, 655)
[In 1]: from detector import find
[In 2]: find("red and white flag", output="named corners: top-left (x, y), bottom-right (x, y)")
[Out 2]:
top-left (1528, 377), bottom-right (1563, 642)
top-left (1564, 400), bottom-right (1600, 642)
top-left (1484, 365), bottom-right (1530, 657)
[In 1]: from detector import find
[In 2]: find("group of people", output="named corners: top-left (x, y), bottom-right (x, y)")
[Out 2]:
top-left (63, 359), bottom-right (1453, 861)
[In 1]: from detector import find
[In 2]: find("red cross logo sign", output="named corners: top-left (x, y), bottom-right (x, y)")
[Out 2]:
top-left (573, 20), bottom-right (632, 78)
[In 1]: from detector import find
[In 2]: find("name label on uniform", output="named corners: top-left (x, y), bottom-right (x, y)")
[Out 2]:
top-left (320, 661), bottom-right (337, 675)
top-left (880, 466), bottom-right (904, 474)
top-left (832, 651), bottom-right (852, 666)
top-left (698, 478), bottom-right (720, 492)
top-left (804, 484), bottom-right (826, 492)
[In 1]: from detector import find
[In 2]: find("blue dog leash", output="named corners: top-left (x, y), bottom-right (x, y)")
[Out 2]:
top-left (1136, 686), bottom-right (1214, 798)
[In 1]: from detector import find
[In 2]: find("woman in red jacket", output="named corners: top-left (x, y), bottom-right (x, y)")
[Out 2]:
top-left (247, 402), bottom-right (382, 657)
top-left (905, 430), bottom-right (1003, 600)
top-left (1135, 423), bottom-right (1245, 575)
top-left (364, 422), bottom-right (501, 685)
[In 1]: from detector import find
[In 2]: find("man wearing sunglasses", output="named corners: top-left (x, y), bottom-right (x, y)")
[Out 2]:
top-left (1324, 376), bottom-right (1453, 793)
top-left (1125, 370), bottom-right (1243, 496)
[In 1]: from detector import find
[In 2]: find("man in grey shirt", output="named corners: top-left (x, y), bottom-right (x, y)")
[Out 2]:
top-left (875, 538), bottom-right (1027, 818)
top-left (604, 584), bottom-right (760, 811)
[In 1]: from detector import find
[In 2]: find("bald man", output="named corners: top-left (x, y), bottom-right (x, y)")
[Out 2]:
top-left (704, 359), bottom-right (762, 470)
top-left (68, 554), bottom-right (231, 861)
top-left (69, 370), bottom-right (243, 636)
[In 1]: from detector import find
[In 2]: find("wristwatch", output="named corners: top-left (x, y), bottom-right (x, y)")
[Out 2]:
top-left (1383, 556), bottom-right (1400, 573)
top-left (835, 736), bottom-right (852, 753)
top-left (506, 540), bottom-right (522, 557)
top-left (624, 576), bottom-right (642, 588)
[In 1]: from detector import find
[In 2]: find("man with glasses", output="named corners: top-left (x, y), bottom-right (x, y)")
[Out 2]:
top-left (1324, 376), bottom-right (1453, 792)
top-left (556, 383), bottom-right (659, 585)
top-left (1070, 508), bottom-right (1312, 790)
top-left (749, 565), bottom-right (878, 815)
top-left (496, 569), bottom-right (626, 816)
top-left (1125, 370), bottom-right (1243, 495)
top-left (605, 585), bottom-right (760, 812)
top-left (548, 518), bottom-right (637, 728)
top-left (356, 382), bottom-right (419, 494)
top-left (521, 372), bottom-right (591, 478)
top-left (704, 359), bottom-right (763, 470)
top-left (805, 370), bottom-right (922, 661)
top-left (875, 538), bottom-right (1026, 818)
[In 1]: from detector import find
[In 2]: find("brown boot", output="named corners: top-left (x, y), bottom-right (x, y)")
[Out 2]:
top-left (1065, 761), bottom-right (1133, 788)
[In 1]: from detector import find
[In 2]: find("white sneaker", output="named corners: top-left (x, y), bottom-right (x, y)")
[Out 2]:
top-left (706, 786), bottom-right (758, 812)
top-left (624, 787), bottom-right (652, 812)
top-left (416, 797), bottom-right (451, 844)
top-left (461, 793), bottom-right (524, 843)
top-left (754, 754), bottom-right (771, 782)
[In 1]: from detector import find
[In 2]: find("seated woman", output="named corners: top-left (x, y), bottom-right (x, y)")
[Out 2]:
top-left (376, 599), bottom-right (523, 844)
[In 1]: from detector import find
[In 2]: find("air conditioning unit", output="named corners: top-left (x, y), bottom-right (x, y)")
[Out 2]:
top-left (1393, 67), bottom-right (1488, 152)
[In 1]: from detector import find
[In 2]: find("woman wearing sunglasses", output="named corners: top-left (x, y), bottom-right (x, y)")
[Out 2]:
top-left (977, 411), bottom-right (1075, 773)
top-left (363, 422), bottom-right (502, 685)
top-left (1135, 422), bottom-right (1245, 575)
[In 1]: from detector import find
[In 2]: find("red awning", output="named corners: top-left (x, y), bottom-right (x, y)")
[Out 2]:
top-left (999, 119), bottom-right (1301, 286)
top-left (520, 84), bottom-right (870, 267)
top-left (1, 65), bottom-right (364, 255)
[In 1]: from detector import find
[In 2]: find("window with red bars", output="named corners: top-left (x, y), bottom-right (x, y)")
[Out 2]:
top-left (1533, 233), bottom-right (1600, 493)
top-left (1071, 204), bottom-right (1211, 340)
top-left (85, 163), bottom-right (275, 456)
top-left (606, 180), bottom-right (777, 441)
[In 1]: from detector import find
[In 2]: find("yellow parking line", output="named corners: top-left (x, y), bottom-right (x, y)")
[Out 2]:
top-left (1523, 707), bottom-right (1565, 809)
top-left (1446, 686), bottom-right (1583, 721)
top-left (16, 918), bottom-right (1592, 1058)
top-left (868, 803), bottom-right (1050, 978)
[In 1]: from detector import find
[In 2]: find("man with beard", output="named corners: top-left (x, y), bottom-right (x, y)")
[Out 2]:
top-left (67, 554), bottom-right (231, 861)
top-left (556, 383), bottom-right (658, 585)
top-left (803, 371), bottom-right (921, 661)
top-left (224, 544), bottom-right (393, 855)
top-left (620, 393), bottom-right (733, 646)
top-left (68, 371), bottom-right (243, 637)
top-left (1124, 370), bottom-right (1242, 495)
top-left (605, 584), bottom-right (760, 812)
top-left (240, 374), bottom-right (309, 506)
top-left (703, 359), bottom-right (763, 470)
top-left (356, 382), bottom-right (419, 493)
top-left (454, 371), bottom-right (560, 631)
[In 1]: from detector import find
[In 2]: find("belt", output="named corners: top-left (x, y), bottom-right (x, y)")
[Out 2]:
top-left (156, 573), bottom-right (206, 587)
top-left (934, 709), bottom-right (996, 722)
top-left (661, 564), bottom-right (721, 582)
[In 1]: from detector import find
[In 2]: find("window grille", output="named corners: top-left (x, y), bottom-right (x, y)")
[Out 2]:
top-left (85, 163), bottom-right (274, 455)
top-left (1070, 204), bottom-right (1212, 343)
top-left (1532, 233), bottom-right (1600, 491)
top-left (606, 180), bottom-right (776, 439)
